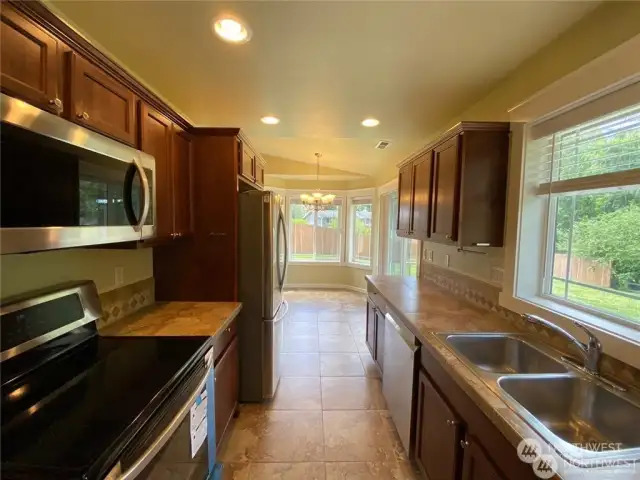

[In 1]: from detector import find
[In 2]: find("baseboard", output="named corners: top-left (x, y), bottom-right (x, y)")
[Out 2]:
top-left (284, 283), bottom-right (367, 294)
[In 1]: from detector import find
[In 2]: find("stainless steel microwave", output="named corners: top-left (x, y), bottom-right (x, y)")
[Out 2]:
top-left (0, 93), bottom-right (155, 254)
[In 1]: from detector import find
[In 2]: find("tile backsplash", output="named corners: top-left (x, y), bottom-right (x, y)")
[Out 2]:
top-left (421, 263), bottom-right (640, 389)
top-left (98, 277), bottom-right (154, 329)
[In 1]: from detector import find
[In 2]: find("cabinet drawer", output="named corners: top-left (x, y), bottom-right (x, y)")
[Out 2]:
top-left (214, 318), bottom-right (237, 364)
top-left (367, 291), bottom-right (387, 314)
top-left (67, 52), bottom-right (137, 145)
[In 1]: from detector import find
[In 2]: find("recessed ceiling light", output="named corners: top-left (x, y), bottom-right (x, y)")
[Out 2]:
top-left (212, 16), bottom-right (251, 44)
top-left (362, 118), bottom-right (380, 127)
top-left (261, 116), bottom-right (280, 125)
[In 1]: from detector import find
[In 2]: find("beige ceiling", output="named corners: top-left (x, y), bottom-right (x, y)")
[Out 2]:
top-left (50, 1), bottom-right (598, 177)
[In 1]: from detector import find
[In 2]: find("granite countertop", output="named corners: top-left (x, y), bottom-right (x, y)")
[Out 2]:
top-left (366, 275), bottom-right (635, 480)
top-left (100, 302), bottom-right (242, 338)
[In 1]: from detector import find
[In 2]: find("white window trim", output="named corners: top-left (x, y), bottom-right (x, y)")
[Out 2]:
top-left (501, 35), bottom-right (640, 369)
top-left (346, 193), bottom-right (374, 269)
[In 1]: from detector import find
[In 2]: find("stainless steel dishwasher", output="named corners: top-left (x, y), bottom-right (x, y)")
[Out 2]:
top-left (382, 312), bottom-right (419, 454)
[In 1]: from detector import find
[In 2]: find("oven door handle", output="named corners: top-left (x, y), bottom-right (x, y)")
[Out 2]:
top-left (117, 369), bottom-right (209, 480)
top-left (123, 157), bottom-right (150, 233)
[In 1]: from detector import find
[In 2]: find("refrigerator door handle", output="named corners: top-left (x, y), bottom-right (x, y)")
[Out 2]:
top-left (280, 210), bottom-right (289, 289)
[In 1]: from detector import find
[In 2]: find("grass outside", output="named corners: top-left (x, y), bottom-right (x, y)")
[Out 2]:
top-left (388, 261), bottom-right (418, 277)
top-left (551, 278), bottom-right (640, 322)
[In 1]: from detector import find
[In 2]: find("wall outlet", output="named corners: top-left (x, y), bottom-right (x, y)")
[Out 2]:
top-left (428, 250), bottom-right (434, 262)
top-left (445, 254), bottom-right (450, 267)
top-left (114, 267), bottom-right (124, 287)
top-left (490, 267), bottom-right (504, 284)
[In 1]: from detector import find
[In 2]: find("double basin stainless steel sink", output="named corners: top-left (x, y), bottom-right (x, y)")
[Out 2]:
top-left (436, 333), bottom-right (640, 468)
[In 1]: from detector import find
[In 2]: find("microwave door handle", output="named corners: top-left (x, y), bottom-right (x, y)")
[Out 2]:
top-left (117, 369), bottom-right (210, 480)
top-left (136, 158), bottom-right (151, 233)
top-left (124, 158), bottom-right (150, 233)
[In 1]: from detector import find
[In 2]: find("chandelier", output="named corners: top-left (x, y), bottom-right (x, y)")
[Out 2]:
top-left (300, 153), bottom-right (335, 211)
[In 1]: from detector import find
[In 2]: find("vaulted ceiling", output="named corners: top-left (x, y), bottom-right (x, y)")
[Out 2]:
top-left (49, 1), bottom-right (598, 178)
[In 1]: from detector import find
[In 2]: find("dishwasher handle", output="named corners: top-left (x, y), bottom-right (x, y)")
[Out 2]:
top-left (385, 313), bottom-right (419, 353)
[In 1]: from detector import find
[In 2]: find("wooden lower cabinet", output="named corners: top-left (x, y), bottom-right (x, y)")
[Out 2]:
top-left (413, 344), bottom-right (537, 480)
top-left (415, 368), bottom-right (461, 480)
top-left (214, 336), bottom-right (239, 447)
top-left (461, 434), bottom-right (507, 480)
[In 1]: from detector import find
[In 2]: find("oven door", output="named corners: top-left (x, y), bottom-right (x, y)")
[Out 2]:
top-left (109, 356), bottom-right (213, 480)
top-left (0, 93), bottom-right (155, 254)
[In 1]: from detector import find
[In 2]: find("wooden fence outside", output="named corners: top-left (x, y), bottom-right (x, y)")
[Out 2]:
top-left (553, 254), bottom-right (612, 288)
top-left (290, 224), bottom-right (371, 261)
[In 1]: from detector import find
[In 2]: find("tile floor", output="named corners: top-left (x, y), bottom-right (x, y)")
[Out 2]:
top-left (219, 290), bottom-right (418, 479)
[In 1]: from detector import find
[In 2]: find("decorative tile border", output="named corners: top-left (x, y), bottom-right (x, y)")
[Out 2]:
top-left (421, 263), bottom-right (640, 389)
top-left (98, 278), bottom-right (154, 329)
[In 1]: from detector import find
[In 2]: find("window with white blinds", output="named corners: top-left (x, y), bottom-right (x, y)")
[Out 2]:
top-left (527, 83), bottom-right (640, 324)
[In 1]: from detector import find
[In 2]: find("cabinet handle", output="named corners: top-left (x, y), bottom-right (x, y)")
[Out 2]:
top-left (77, 111), bottom-right (90, 120)
top-left (446, 419), bottom-right (457, 427)
top-left (48, 97), bottom-right (63, 112)
top-left (460, 440), bottom-right (469, 449)
top-left (175, 232), bottom-right (182, 238)
top-left (445, 234), bottom-right (452, 240)
top-left (209, 232), bottom-right (227, 237)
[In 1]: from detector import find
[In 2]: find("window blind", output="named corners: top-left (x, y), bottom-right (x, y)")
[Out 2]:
top-left (530, 100), bottom-right (640, 196)
top-left (351, 197), bottom-right (372, 205)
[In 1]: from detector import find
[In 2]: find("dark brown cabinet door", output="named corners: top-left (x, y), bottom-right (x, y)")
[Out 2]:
top-left (255, 162), bottom-right (265, 187)
top-left (461, 434), bottom-right (507, 480)
top-left (172, 127), bottom-right (193, 237)
top-left (431, 136), bottom-right (460, 243)
top-left (375, 308), bottom-right (385, 372)
top-left (215, 336), bottom-right (239, 446)
top-left (1, 6), bottom-right (60, 113)
top-left (397, 163), bottom-right (413, 235)
top-left (365, 298), bottom-right (377, 359)
top-left (239, 143), bottom-right (255, 181)
top-left (415, 368), bottom-right (462, 480)
top-left (67, 52), bottom-right (136, 145)
top-left (140, 102), bottom-right (173, 238)
top-left (411, 152), bottom-right (433, 240)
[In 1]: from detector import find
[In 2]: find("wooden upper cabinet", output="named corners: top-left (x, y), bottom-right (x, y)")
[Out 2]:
top-left (461, 434), bottom-right (508, 480)
top-left (411, 151), bottom-right (433, 240)
top-left (415, 368), bottom-right (462, 480)
top-left (67, 52), bottom-right (137, 145)
top-left (239, 143), bottom-right (255, 181)
top-left (172, 126), bottom-right (193, 238)
top-left (255, 161), bottom-right (265, 187)
top-left (397, 163), bottom-right (413, 234)
top-left (1, 6), bottom-right (61, 114)
top-left (139, 102), bottom-right (173, 239)
top-left (431, 135), bottom-right (461, 243)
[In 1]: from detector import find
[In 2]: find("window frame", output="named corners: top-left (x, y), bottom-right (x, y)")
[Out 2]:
top-left (347, 195), bottom-right (374, 268)
top-left (502, 95), bottom-right (640, 370)
top-left (286, 193), bottom-right (346, 265)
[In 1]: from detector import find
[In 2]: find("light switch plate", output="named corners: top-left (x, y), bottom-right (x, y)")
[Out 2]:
top-left (428, 250), bottom-right (434, 262)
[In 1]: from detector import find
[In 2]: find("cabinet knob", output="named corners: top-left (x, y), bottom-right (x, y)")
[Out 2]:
top-left (77, 111), bottom-right (90, 120)
top-left (445, 234), bottom-right (452, 240)
top-left (460, 440), bottom-right (470, 449)
top-left (48, 97), bottom-right (63, 112)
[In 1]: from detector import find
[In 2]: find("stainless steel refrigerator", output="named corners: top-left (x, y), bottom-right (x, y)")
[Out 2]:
top-left (238, 190), bottom-right (289, 402)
